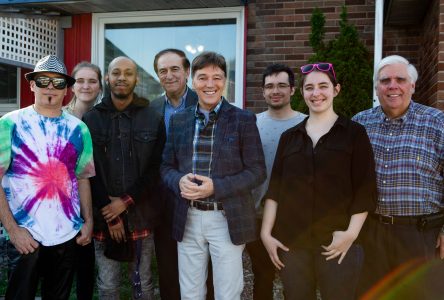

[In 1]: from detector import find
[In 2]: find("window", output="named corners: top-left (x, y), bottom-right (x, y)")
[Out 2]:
top-left (92, 7), bottom-right (245, 107)
top-left (0, 62), bottom-right (19, 115)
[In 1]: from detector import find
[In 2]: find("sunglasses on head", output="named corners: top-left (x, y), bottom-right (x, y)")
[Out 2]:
top-left (34, 76), bottom-right (67, 89)
top-left (300, 63), bottom-right (336, 82)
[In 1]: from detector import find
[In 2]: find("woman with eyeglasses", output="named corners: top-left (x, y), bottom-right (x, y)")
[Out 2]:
top-left (261, 62), bottom-right (377, 300)
top-left (66, 62), bottom-right (103, 119)
top-left (65, 61), bottom-right (103, 300)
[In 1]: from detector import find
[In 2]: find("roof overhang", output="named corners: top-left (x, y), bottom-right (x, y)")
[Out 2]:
top-left (0, 0), bottom-right (247, 16)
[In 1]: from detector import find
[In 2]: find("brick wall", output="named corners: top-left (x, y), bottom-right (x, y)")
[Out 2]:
top-left (438, 0), bottom-right (444, 110)
top-left (245, 0), bottom-right (438, 112)
top-left (415, 0), bottom-right (439, 107)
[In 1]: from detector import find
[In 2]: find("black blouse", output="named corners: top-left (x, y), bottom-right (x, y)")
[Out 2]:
top-left (266, 115), bottom-right (377, 249)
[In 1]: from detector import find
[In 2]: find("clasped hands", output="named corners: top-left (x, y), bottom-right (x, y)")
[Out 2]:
top-left (179, 173), bottom-right (214, 200)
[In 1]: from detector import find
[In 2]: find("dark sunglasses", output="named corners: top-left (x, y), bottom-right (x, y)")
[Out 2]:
top-left (300, 63), bottom-right (336, 82)
top-left (34, 76), bottom-right (67, 89)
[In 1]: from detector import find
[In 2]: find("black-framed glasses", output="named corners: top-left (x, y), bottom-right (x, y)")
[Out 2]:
top-left (34, 76), bottom-right (67, 89)
top-left (300, 63), bottom-right (336, 81)
top-left (263, 83), bottom-right (291, 91)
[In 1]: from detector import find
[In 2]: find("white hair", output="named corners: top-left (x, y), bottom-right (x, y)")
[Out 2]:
top-left (374, 55), bottom-right (418, 88)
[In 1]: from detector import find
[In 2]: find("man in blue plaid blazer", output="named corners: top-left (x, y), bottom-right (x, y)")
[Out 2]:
top-left (161, 51), bottom-right (266, 300)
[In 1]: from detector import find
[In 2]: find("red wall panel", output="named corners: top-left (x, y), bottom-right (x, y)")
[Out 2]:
top-left (63, 13), bottom-right (93, 104)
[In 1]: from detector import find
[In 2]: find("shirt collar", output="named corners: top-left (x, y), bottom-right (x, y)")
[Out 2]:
top-left (378, 100), bottom-right (413, 124)
top-left (194, 98), bottom-right (223, 117)
top-left (164, 86), bottom-right (189, 107)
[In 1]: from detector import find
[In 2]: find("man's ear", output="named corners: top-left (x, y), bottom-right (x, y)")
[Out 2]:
top-left (30, 81), bottom-right (36, 92)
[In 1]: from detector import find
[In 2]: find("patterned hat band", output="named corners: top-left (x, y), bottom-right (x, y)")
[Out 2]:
top-left (25, 55), bottom-right (76, 87)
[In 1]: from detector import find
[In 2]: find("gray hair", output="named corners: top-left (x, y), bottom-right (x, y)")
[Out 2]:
top-left (374, 55), bottom-right (418, 88)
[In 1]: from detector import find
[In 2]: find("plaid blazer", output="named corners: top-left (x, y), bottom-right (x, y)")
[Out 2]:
top-left (160, 99), bottom-right (266, 245)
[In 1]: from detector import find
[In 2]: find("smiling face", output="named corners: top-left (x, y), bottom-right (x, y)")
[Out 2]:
top-left (192, 65), bottom-right (226, 111)
top-left (156, 52), bottom-right (190, 99)
top-left (72, 67), bottom-right (102, 104)
top-left (106, 57), bottom-right (138, 101)
top-left (263, 71), bottom-right (295, 110)
top-left (376, 63), bottom-right (415, 119)
top-left (301, 71), bottom-right (340, 115)
top-left (31, 72), bottom-right (67, 112)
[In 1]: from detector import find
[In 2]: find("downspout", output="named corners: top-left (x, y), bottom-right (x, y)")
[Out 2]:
top-left (373, 0), bottom-right (384, 107)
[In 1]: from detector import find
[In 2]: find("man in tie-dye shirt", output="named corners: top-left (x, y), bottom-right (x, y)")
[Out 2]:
top-left (0, 55), bottom-right (95, 300)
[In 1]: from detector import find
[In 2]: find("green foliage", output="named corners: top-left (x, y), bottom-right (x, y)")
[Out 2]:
top-left (292, 5), bottom-right (373, 118)
top-left (309, 8), bottom-right (326, 53)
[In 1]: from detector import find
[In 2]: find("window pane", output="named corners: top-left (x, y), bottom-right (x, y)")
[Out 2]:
top-left (104, 19), bottom-right (237, 102)
top-left (0, 63), bottom-right (17, 104)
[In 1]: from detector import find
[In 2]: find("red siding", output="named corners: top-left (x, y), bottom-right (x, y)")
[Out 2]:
top-left (63, 13), bottom-right (93, 103)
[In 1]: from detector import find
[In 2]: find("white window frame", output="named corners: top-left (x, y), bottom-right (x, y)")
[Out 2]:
top-left (91, 7), bottom-right (245, 108)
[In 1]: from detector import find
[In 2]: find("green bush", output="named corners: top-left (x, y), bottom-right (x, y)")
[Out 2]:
top-left (292, 5), bottom-right (373, 118)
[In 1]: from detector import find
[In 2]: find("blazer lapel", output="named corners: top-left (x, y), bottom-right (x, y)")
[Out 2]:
top-left (183, 107), bottom-right (196, 157)
top-left (212, 100), bottom-right (231, 160)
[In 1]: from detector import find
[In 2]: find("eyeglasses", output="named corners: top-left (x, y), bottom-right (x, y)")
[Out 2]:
top-left (263, 83), bottom-right (291, 91)
top-left (34, 76), bottom-right (67, 89)
top-left (300, 63), bottom-right (336, 81)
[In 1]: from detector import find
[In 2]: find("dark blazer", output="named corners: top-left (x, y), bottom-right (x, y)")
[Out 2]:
top-left (150, 87), bottom-right (198, 117)
top-left (160, 99), bottom-right (266, 245)
top-left (150, 87), bottom-right (198, 218)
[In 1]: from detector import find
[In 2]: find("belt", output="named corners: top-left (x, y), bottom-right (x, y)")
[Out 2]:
top-left (371, 212), bottom-right (444, 230)
top-left (189, 200), bottom-right (223, 211)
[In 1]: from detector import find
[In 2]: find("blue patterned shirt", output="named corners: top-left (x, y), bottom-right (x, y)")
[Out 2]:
top-left (353, 101), bottom-right (444, 216)
top-left (164, 88), bottom-right (188, 134)
top-left (192, 100), bottom-right (223, 181)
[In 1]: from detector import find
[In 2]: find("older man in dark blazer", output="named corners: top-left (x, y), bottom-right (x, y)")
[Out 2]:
top-left (161, 51), bottom-right (266, 300)
top-left (151, 48), bottom-right (198, 300)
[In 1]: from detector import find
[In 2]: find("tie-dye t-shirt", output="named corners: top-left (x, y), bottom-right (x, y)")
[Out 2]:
top-left (0, 106), bottom-right (95, 246)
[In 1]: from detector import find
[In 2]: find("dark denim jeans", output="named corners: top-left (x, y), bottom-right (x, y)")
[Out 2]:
top-left (279, 244), bottom-right (363, 300)
top-left (6, 237), bottom-right (77, 300)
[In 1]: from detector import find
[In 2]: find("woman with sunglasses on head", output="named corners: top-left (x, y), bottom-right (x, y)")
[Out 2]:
top-left (64, 61), bottom-right (103, 300)
top-left (261, 62), bottom-right (377, 300)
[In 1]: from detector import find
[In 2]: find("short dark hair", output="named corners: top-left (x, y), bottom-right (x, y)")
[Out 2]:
top-left (191, 52), bottom-right (227, 78)
top-left (153, 48), bottom-right (190, 74)
top-left (262, 64), bottom-right (295, 88)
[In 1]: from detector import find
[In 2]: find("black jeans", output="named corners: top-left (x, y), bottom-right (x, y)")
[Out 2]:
top-left (279, 244), bottom-right (363, 300)
top-left (75, 241), bottom-right (95, 300)
top-left (246, 220), bottom-right (275, 300)
top-left (6, 237), bottom-right (77, 300)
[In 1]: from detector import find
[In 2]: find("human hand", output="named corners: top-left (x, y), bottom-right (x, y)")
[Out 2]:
top-left (108, 219), bottom-right (126, 243)
top-left (101, 196), bottom-right (127, 223)
top-left (76, 220), bottom-right (93, 246)
top-left (321, 230), bottom-right (356, 264)
top-left (180, 174), bottom-right (214, 200)
top-left (9, 226), bottom-right (39, 254)
top-left (261, 233), bottom-right (289, 270)
top-left (436, 232), bottom-right (444, 259)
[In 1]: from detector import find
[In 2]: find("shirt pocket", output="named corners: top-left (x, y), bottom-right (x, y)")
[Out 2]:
top-left (133, 130), bottom-right (158, 143)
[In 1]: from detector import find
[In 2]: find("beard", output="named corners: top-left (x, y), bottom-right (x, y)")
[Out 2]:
top-left (266, 99), bottom-right (290, 110)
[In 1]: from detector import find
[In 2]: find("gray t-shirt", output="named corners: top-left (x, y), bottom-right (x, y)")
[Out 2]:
top-left (252, 110), bottom-right (307, 216)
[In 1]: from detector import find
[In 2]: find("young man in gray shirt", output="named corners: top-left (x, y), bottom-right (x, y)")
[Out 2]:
top-left (248, 64), bottom-right (306, 300)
